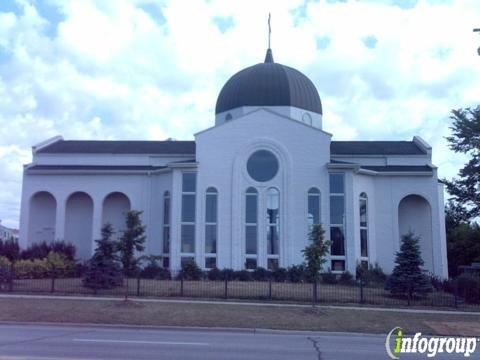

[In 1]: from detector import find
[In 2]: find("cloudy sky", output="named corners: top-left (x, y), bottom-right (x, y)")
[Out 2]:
top-left (0, 0), bottom-right (479, 228)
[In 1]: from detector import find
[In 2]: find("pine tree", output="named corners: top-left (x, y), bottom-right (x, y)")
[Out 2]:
top-left (83, 224), bottom-right (122, 290)
top-left (386, 231), bottom-right (432, 298)
top-left (302, 224), bottom-right (331, 283)
top-left (117, 210), bottom-right (146, 276)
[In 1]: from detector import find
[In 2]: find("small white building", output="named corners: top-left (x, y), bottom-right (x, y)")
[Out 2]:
top-left (0, 220), bottom-right (19, 242)
top-left (19, 48), bottom-right (448, 278)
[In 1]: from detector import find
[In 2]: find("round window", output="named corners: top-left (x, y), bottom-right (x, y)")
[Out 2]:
top-left (247, 150), bottom-right (279, 182)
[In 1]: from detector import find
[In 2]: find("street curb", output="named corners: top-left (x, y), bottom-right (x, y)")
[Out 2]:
top-left (0, 320), bottom-right (385, 337)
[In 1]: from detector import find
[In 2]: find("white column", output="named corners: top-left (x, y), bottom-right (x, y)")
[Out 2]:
top-left (344, 172), bottom-right (356, 274)
top-left (91, 196), bottom-right (103, 255)
top-left (54, 194), bottom-right (66, 242)
top-left (170, 170), bottom-right (182, 272)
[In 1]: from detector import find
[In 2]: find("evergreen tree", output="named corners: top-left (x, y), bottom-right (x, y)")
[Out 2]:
top-left (386, 231), bottom-right (432, 298)
top-left (83, 224), bottom-right (122, 290)
top-left (302, 224), bottom-right (331, 283)
top-left (117, 210), bottom-right (146, 276)
top-left (444, 106), bottom-right (480, 219)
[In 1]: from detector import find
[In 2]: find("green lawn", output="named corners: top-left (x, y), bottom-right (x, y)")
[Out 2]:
top-left (0, 297), bottom-right (479, 335)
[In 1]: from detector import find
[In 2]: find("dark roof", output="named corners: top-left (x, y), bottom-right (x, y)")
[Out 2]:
top-left (215, 49), bottom-right (322, 115)
top-left (37, 140), bottom-right (426, 157)
top-left (37, 140), bottom-right (196, 155)
top-left (330, 141), bottom-right (425, 155)
top-left (360, 165), bottom-right (432, 172)
top-left (27, 165), bottom-right (167, 171)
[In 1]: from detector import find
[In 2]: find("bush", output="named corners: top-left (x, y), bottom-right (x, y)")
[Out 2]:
top-left (287, 265), bottom-right (305, 283)
top-left (207, 267), bottom-right (222, 281)
top-left (14, 259), bottom-right (49, 279)
top-left (272, 267), bottom-right (288, 282)
top-left (338, 271), bottom-right (355, 286)
top-left (456, 273), bottom-right (480, 304)
top-left (356, 262), bottom-right (387, 286)
top-left (252, 267), bottom-right (270, 281)
top-left (21, 241), bottom-right (76, 261)
top-left (178, 260), bottom-right (202, 280)
top-left (0, 239), bottom-right (20, 261)
top-left (234, 270), bottom-right (251, 281)
top-left (219, 268), bottom-right (234, 280)
top-left (46, 251), bottom-right (75, 277)
top-left (0, 256), bottom-right (12, 285)
top-left (140, 259), bottom-right (170, 279)
top-left (321, 270), bottom-right (337, 284)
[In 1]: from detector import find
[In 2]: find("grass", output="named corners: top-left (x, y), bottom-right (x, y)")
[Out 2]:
top-left (0, 297), bottom-right (479, 336)
top-left (7, 277), bottom-right (473, 311)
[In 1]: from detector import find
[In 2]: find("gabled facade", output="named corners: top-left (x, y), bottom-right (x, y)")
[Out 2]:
top-left (19, 49), bottom-right (448, 277)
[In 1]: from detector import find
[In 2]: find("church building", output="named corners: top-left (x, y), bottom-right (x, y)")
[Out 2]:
top-left (19, 48), bottom-right (448, 278)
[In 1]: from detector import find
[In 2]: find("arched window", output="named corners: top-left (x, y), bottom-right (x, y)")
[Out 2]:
top-left (359, 192), bottom-right (368, 261)
top-left (307, 188), bottom-right (321, 234)
top-left (162, 191), bottom-right (170, 268)
top-left (266, 188), bottom-right (280, 270)
top-left (245, 187), bottom-right (258, 269)
top-left (205, 187), bottom-right (218, 269)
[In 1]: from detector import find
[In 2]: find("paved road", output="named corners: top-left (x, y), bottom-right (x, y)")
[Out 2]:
top-left (0, 323), bottom-right (477, 359)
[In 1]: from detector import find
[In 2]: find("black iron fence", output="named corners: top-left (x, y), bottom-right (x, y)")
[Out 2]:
top-left (0, 266), bottom-right (479, 311)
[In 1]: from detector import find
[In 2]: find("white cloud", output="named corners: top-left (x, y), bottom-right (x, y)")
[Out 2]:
top-left (0, 0), bottom-right (479, 227)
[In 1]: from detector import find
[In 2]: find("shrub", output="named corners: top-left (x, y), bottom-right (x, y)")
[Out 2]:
top-left (83, 224), bottom-right (123, 290)
top-left (0, 239), bottom-right (20, 261)
top-left (456, 273), bottom-right (480, 304)
top-left (272, 267), bottom-right (288, 282)
top-left (0, 256), bottom-right (12, 285)
top-left (356, 262), bottom-right (387, 286)
top-left (338, 271), bottom-right (355, 286)
top-left (287, 265), bottom-right (305, 283)
top-left (46, 251), bottom-right (75, 277)
top-left (251, 267), bottom-right (270, 281)
top-left (178, 260), bottom-right (202, 280)
top-left (21, 241), bottom-right (76, 261)
top-left (207, 267), bottom-right (222, 281)
top-left (321, 270), bottom-right (337, 284)
top-left (14, 259), bottom-right (49, 279)
top-left (219, 268), bottom-right (234, 280)
top-left (139, 256), bottom-right (171, 280)
top-left (234, 270), bottom-right (251, 281)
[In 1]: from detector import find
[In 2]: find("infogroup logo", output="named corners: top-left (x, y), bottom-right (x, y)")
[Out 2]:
top-left (385, 327), bottom-right (479, 359)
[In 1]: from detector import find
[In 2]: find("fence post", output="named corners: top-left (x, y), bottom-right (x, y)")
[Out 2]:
top-left (180, 274), bottom-right (184, 297)
top-left (312, 281), bottom-right (318, 305)
top-left (359, 277), bottom-right (364, 304)
top-left (136, 276), bottom-right (141, 297)
top-left (8, 262), bottom-right (14, 292)
top-left (224, 274), bottom-right (228, 299)
top-left (268, 278), bottom-right (272, 300)
top-left (454, 280), bottom-right (458, 309)
top-left (50, 268), bottom-right (56, 293)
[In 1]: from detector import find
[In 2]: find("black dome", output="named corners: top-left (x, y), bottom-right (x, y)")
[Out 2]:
top-left (215, 49), bottom-right (322, 115)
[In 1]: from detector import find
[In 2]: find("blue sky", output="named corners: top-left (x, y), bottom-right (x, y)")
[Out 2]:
top-left (0, 0), bottom-right (479, 227)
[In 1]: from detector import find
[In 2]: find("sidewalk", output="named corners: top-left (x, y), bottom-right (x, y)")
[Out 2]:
top-left (1, 293), bottom-right (479, 316)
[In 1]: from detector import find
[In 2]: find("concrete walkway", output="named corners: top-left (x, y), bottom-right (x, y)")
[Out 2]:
top-left (1, 293), bottom-right (479, 315)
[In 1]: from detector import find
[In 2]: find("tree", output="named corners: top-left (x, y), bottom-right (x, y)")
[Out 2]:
top-left (117, 210), bottom-right (146, 276)
top-left (444, 106), bottom-right (480, 220)
top-left (83, 224), bottom-right (122, 290)
top-left (447, 222), bottom-right (480, 277)
top-left (302, 224), bottom-right (331, 283)
top-left (386, 231), bottom-right (432, 298)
